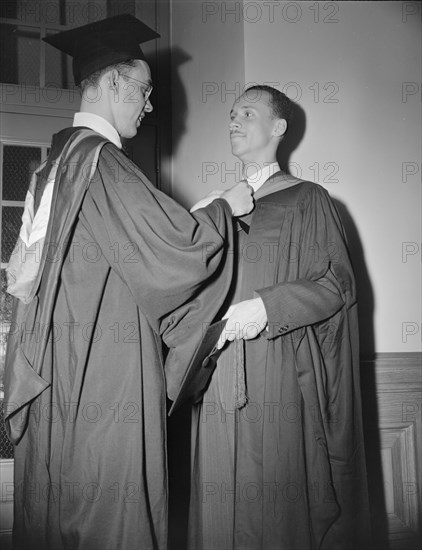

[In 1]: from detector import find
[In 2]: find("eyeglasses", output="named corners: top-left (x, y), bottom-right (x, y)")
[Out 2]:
top-left (121, 74), bottom-right (153, 102)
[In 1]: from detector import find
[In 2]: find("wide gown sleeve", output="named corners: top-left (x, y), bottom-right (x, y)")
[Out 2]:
top-left (80, 144), bottom-right (233, 329)
top-left (255, 184), bottom-right (356, 339)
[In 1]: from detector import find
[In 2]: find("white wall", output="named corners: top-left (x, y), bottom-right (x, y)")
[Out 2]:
top-left (171, 1), bottom-right (421, 354)
top-left (170, 0), bottom-right (245, 204)
top-left (242, 1), bottom-right (421, 353)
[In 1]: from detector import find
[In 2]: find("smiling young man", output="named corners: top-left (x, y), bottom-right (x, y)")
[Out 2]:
top-left (3, 15), bottom-right (253, 550)
top-left (188, 86), bottom-right (371, 550)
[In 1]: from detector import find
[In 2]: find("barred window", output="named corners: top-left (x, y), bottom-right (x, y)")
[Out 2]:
top-left (0, 0), bottom-right (136, 89)
top-left (0, 142), bottom-right (46, 458)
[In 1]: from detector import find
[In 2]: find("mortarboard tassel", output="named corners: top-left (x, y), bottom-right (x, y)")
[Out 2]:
top-left (233, 339), bottom-right (247, 409)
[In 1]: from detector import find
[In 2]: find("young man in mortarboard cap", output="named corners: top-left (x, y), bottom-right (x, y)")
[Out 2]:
top-left (3, 14), bottom-right (253, 550)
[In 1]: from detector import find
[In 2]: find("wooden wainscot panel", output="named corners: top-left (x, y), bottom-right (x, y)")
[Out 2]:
top-left (361, 353), bottom-right (422, 550)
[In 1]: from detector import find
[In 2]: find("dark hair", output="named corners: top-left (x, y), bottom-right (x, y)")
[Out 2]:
top-left (244, 85), bottom-right (293, 126)
top-left (80, 59), bottom-right (138, 93)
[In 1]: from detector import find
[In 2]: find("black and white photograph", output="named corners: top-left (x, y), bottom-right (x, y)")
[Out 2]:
top-left (0, 1), bottom-right (420, 549)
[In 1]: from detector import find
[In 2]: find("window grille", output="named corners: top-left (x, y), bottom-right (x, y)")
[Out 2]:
top-left (0, 0), bottom-right (136, 89)
top-left (0, 142), bottom-right (45, 458)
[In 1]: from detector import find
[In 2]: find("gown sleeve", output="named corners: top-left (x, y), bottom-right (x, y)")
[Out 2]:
top-left (80, 144), bottom-right (233, 330)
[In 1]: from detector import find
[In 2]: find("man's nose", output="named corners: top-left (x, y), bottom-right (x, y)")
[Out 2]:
top-left (229, 119), bottom-right (240, 130)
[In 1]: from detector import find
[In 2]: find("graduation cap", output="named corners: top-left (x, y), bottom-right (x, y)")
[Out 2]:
top-left (43, 14), bottom-right (160, 85)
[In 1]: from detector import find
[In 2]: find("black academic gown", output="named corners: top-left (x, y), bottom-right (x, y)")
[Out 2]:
top-left (3, 127), bottom-right (234, 550)
top-left (188, 173), bottom-right (371, 550)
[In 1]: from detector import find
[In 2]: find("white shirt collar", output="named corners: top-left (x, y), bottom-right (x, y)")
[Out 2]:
top-left (245, 162), bottom-right (280, 193)
top-left (73, 112), bottom-right (122, 149)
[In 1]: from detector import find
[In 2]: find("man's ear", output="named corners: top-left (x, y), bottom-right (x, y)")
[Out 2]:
top-left (108, 68), bottom-right (120, 91)
top-left (273, 118), bottom-right (287, 137)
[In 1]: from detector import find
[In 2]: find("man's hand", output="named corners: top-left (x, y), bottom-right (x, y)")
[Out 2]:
top-left (217, 298), bottom-right (268, 349)
top-left (221, 182), bottom-right (254, 217)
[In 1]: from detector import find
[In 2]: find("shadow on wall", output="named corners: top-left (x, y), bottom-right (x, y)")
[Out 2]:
top-left (276, 97), bottom-right (307, 174)
top-left (123, 47), bottom-right (190, 191)
top-left (334, 200), bottom-right (376, 358)
top-left (160, 46), bottom-right (190, 199)
top-left (165, 47), bottom-right (190, 158)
